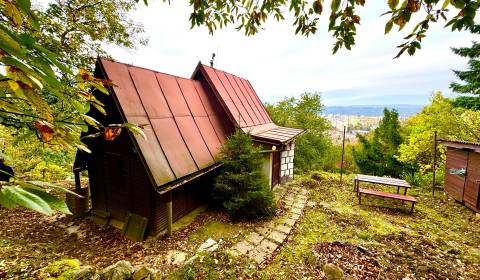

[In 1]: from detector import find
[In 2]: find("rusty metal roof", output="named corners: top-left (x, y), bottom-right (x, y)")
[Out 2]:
top-left (98, 58), bottom-right (229, 187)
top-left (194, 64), bottom-right (273, 128)
top-left (441, 139), bottom-right (480, 153)
top-left (97, 58), bottom-right (303, 187)
top-left (243, 124), bottom-right (304, 144)
top-left (193, 64), bottom-right (303, 144)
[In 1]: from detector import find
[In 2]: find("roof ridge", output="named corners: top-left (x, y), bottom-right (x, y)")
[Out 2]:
top-left (199, 63), bottom-right (251, 82)
top-left (98, 57), bottom-right (192, 81)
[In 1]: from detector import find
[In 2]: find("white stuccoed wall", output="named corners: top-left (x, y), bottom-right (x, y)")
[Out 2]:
top-left (280, 141), bottom-right (295, 181)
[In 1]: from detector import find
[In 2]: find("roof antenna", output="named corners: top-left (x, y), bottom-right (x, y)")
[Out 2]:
top-left (210, 53), bottom-right (216, 67)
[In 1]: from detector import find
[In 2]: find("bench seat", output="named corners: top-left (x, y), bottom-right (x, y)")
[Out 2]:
top-left (358, 187), bottom-right (416, 213)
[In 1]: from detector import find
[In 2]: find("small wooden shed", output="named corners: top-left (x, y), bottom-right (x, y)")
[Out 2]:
top-left (442, 140), bottom-right (480, 212)
top-left (74, 58), bottom-right (303, 237)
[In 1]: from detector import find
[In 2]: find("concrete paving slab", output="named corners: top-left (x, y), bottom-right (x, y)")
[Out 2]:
top-left (259, 239), bottom-right (278, 254)
top-left (268, 230), bottom-right (287, 244)
top-left (246, 231), bottom-right (264, 245)
top-left (232, 240), bottom-right (254, 255)
top-left (276, 224), bottom-right (292, 235)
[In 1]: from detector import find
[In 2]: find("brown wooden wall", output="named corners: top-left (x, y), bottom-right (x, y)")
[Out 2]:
top-left (87, 131), bottom-right (157, 233)
top-left (445, 148), bottom-right (468, 202)
top-left (153, 171), bottom-right (215, 234)
top-left (444, 147), bottom-right (480, 212)
top-left (465, 152), bottom-right (480, 211)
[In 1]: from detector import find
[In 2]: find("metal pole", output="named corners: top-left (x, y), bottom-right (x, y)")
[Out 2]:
top-left (166, 191), bottom-right (173, 237)
top-left (340, 125), bottom-right (346, 184)
top-left (432, 130), bottom-right (437, 196)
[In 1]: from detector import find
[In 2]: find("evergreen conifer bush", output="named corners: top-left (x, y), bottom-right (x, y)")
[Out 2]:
top-left (213, 129), bottom-right (276, 220)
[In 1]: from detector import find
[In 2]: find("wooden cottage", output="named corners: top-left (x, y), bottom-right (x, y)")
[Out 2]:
top-left (73, 58), bottom-right (303, 237)
top-left (442, 140), bottom-right (480, 213)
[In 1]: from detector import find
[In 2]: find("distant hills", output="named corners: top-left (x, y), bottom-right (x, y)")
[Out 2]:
top-left (323, 104), bottom-right (423, 117)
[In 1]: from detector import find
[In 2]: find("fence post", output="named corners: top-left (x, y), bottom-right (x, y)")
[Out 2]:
top-left (432, 130), bottom-right (437, 196)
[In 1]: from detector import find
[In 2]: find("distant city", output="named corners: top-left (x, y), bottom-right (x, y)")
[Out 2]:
top-left (323, 104), bottom-right (424, 144)
top-left (323, 104), bottom-right (423, 117)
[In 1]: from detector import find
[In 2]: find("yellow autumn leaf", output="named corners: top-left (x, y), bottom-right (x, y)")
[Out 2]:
top-left (5, 2), bottom-right (23, 27)
top-left (7, 80), bottom-right (19, 91)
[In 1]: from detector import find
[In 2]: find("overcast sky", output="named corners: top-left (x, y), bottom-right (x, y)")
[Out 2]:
top-left (104, 1), bottom-right (477, 106)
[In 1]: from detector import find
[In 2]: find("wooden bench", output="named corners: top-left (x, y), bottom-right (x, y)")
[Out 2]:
top-left (358, 187), bottom-right (417, 213)
top-left (354, 174), bottom-right (412, 195)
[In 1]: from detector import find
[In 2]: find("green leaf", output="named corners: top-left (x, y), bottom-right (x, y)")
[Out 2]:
top-left (92, 102), bottom-right (107, 115)
top-left (0, 186), bottom-right (53, 215)
top-left (388, 0), bottom-right (399, 10)
top-left (16, 0), bottom-right (32, 14)
top-left (385, 19), bottom-right (394, 34)
top-left (407, 45), bottom-right (416, 55)
top-left (441, 0), bottom-right (450, 9)
top-left (0, 26), bottom-right (25, 57)
top-left (394, 46), bottom-right (408, 58)
top-left (123, 123), bottom-right (147, 139)
top-left (21, 187), bottom-right (71, 214)
top-left (23, 180), bottom-right (82, 197)
top-left (82, 114), bottom-right (102, 128)
top-left (0, 189), bottom-right (16, 208)
top-left (331, 0), bottom-right (341, 12)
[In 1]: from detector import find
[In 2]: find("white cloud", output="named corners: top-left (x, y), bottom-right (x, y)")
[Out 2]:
top-left (104, 1), bottom-right (476, 105)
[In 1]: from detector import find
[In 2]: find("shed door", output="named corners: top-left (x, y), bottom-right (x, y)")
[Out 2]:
top-left (445, 148), bottom-right (468, 202)
top-left (464, 152), bottom-right (480, 211)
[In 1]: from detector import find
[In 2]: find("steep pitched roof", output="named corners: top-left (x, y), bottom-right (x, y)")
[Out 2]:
top-left (193, 64), bottom-right (303, 144)
top-left (98, 58), bottom-right (230, 187)
top-left (96, 58), bottom-right (303, 188)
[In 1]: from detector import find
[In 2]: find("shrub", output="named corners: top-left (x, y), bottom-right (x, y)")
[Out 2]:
top-left (402, 172), bottom-right (422, 187)
top-left (213, 129), bottom-right (276, 220)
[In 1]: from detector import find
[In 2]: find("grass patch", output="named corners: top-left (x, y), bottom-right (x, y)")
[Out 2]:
top-left (188, 220), bottom-right (244, 243)
top-left (168, 251), bottom-right (268, 280)
top-left (263, 171), bottom-right (480, 279)
top-left (172, 205), bottom-right (208, 233)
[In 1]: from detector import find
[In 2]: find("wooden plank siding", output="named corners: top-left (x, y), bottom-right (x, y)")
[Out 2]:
top-left (465, 152), bottom-right (480, 211)
top-left (445, 148), bottom-right (469, 202)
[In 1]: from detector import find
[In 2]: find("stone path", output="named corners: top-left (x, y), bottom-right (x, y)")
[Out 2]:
top-left (228, 184), bottom-right (309, 264)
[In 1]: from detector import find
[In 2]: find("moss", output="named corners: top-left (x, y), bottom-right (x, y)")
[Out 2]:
top-left (40, 259), bottom-right (80, 280)
top-left (172, 205), bottom-right (208, 233)
top-left (188, 220), bottom-right (244, 244)
top-left (0, 239), bottom-right (11, 247)
top-left (465, 248), bottom-right (480, 265)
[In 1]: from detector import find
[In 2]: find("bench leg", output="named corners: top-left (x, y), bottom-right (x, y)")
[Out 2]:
top-left (358, 192), bottom-right (362, 205)
top-left (410, 202), bottom-right (415, 214)
top-left (397, 186), bottom-right (400, 194)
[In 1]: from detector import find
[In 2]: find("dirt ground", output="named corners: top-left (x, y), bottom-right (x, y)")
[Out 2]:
top-left (0, 203), bottom-right (266, 279)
